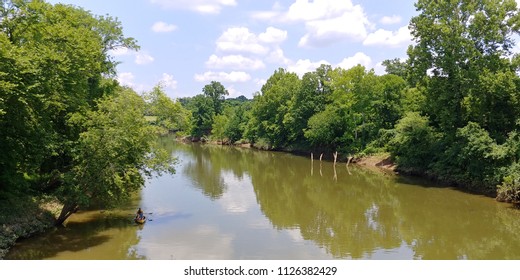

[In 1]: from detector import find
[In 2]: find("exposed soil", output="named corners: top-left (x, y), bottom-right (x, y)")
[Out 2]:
top-left (352, 154), bottom-right (397, 175)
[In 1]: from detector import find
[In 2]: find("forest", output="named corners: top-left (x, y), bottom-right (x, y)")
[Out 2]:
top-left (175, 1), bottom-right (520, 202)
top-left (1, 0), bottom-right (520, 250)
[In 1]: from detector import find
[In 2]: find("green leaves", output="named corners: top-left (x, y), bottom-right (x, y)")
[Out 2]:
top-left (144, 85), bottom-right (192, 134)
top-left (64, 88), bottom-right (176, 208)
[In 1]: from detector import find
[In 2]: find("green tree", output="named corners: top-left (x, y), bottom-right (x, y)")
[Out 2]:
top-left (202, 81), bottom-right (229, 115)
top-left (285, 64), bottom-right (332, 145)
top-left (0, 1), bottom-right (175, 225)
top-left (403, 0), bottom-right (520, 194)
top-left (188, 94), bottom-right (215, 138)
top-left (248, 68), bottom-right (301, 148)
top-left (144, 85), bottom-right (192, 134)
top-left (0, 1), bottom-right (137, 194)
top-left (382, 58), bottom-right (409, 80)
top-left (212, 114), bottom-right (229, 143)
top-left (409, 0), bottom-right (520, 134)
top-left (57, 88), bottom-right (175, 224)
top-left (388, 112), bottom-right (439, 172)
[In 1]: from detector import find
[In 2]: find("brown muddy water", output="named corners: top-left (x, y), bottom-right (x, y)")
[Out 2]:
top-left (5, 136), bottom-right (520, 259)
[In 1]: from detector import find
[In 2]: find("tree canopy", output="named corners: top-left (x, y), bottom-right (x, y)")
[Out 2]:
top-left (0, 0), bottom-right (174, 224)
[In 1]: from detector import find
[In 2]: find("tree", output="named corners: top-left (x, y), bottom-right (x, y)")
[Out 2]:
top-left (0, 1), bottom-right (174, 225)
top-left (382, 58), bottom-right (409, 80)
top-left (188, 94), bottom-right (215, 138)
top-left (57, 88), bottom-right (176, 224)
top-left (212, 114), bottom-right (229, 143)
top-left (0, 1), bottom-right (137, 194)
top-left (388, 112), bottom-right (439, 172)
top-left (248, 68), bottom-right (301, 148)
top-left (408, 0), bottom-right (520, 134)
top-left (285, 64), bottom-right (332, 145)
top-left (403, 0), bottom-right (520, 194)
top-left (144, 85), bottom-right (192, 134)
top-left (202, 81), bottom-right (229, 115)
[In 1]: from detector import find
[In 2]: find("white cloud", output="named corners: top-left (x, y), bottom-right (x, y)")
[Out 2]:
top-left (250, 11), bottom-right (281, 21)
top-left (254, 78), bottom-right (267, 87)
top-left (149, 0), bottom-right (237, 14)
top-left (373, 61), bottom-right (386, 75)
top-left (380, 15), bottom-right (402, 25)
top-left (252, 0), bottom-right (371, 48)
top-left (194, 71), bottom-right (251, 83)
top-left (216, 26), bottom-right (288, 55)
top-left (258, 27), bottom-right (287, 44)
top-left (109, 48), bottom-right (156, 65)
top-left (363, 26), bottom-right (412, 47)
top-left (288, 58), bottom-right (330, 77)
top-left (109, 47), bottom-right (132, 56)
top-left (298, 11), bottom-right (370, 47)
top-left (285, 53), bottom-right (374, 78)
top-left (216, 27), bottom-right (269, 54)
top-left (160, 73), bottom-right (178, 89)
top-left (135, 52), bottom-right (155, 65)
top-left (285, 0), bottom-right (354, 21)
top-left (117, 72), bottom-right (135, 87)
top-left (266, 48), bottom-right (291, 66)
top-left (205, 54), bottom-right (265, 70)
top-left (225, 85), bottom-right (244, 98)
top-left (151, 21), bottom-right (178, 33)
top-left (337, 52), bottom-right (372, 70)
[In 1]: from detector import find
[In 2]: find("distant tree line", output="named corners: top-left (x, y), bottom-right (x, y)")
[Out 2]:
top-left (179, 0), bottom-right (520, 202)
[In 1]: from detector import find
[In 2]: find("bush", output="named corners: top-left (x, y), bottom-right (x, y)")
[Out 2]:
top-left (388, 112), bottom-right (439, 172)
top-left (497, 163), bottom-right (520, 203)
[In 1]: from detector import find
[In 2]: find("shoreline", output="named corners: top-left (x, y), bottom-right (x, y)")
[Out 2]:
top-left (0, 197), bottom-right (61, 259)
top-left (0, 140), bottom-right (503, 259)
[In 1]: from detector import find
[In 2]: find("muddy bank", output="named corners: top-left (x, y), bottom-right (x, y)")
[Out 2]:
top-left (0, 197), bottom-right (61, 259)
top-left (352, 154), bottom-right (397, 175)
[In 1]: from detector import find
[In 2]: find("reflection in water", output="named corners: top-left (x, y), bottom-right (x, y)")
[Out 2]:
top-left (177, 141), bottom-right (520, 259)
top-left (6, 210), bottom-right (144, 260)
top-left (7, 136), bottom-right (520, 259)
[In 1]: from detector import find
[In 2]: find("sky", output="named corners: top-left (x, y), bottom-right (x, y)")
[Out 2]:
top-left (46, 0), bottom-right (420, 99)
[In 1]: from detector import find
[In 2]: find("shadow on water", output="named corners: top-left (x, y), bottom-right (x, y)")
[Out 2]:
top-left (5, 211), bottom-right (144, 260)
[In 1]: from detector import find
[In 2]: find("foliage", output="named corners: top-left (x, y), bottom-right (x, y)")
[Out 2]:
top-left (382, 58), bottom-right (409, 80)
top-left (388, 112), bottom-right (439, 172)
top-left (62, 88), bottom-right (175, 209)
top-left (211, 114), bottom-right (229, 142)
top-left (187, 94), bottom-right (216, 138)
top-left (285, 64), bottom-right (332, 144)
top-left (0, 0), bottom-right (175, 225)
top-left (247, 68), bottom-right (301, 149)
top-left (144, 85), bottom-right (192, 134)
top-left (167, 0), bottom-right (520, 205)
top-left (202, 81), bottom-right (229, 115)
top-left (496, 163), bottom-right (520, 203)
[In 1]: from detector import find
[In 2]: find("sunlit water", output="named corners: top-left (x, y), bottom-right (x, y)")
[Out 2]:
top-left (6, 136), bottom-right (520, 259)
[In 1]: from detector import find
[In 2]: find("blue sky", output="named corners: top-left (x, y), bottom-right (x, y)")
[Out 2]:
top-left (47, 0), bottom-right (419, 99)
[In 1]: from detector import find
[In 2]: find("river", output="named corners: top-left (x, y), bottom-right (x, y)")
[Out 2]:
top-left (5, 136), bottom-right (520, 259)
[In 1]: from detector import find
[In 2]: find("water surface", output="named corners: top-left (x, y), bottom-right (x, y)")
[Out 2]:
top-left (6, 137), bottom-right (520, 259)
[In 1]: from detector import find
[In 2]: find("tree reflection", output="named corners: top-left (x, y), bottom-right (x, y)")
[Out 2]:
top-left (171, 140), bottom-right (520, 259)
top-left (5, 211), bottom-right (144, 260)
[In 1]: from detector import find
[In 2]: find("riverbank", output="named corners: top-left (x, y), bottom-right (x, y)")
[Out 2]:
top-left (0, 196), bottom-right (61, 259)
top-left (351, 153), bottom-right (397, 175)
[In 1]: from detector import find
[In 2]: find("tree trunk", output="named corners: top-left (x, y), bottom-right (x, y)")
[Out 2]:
top-left (55, 202), bottom-right (79, 226)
